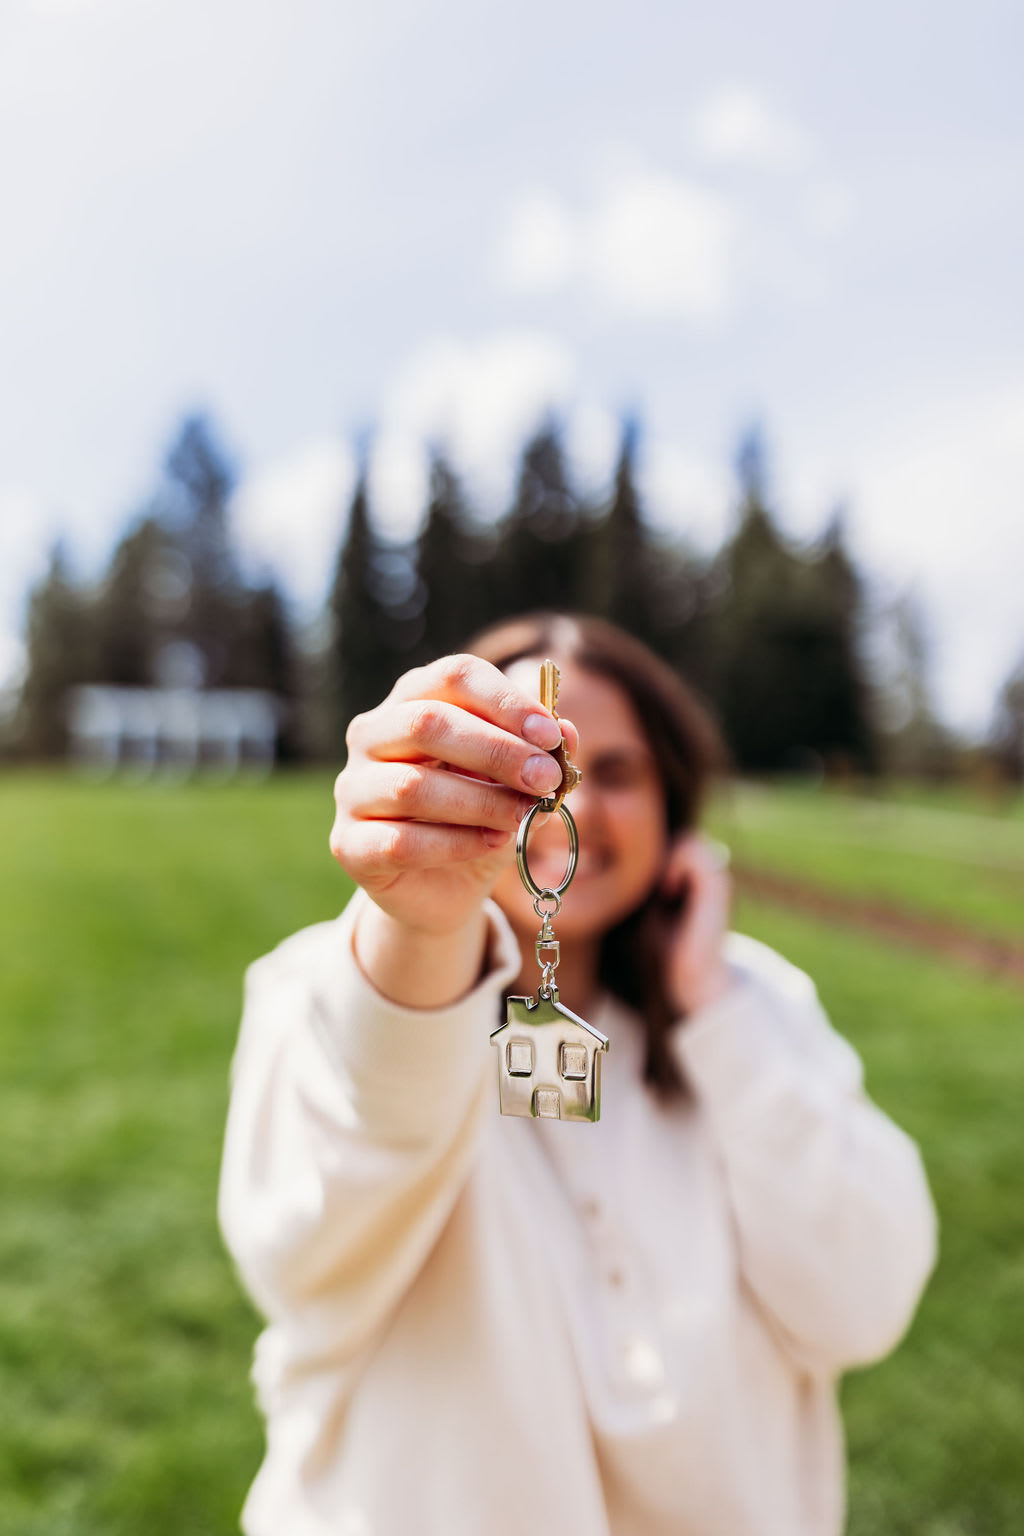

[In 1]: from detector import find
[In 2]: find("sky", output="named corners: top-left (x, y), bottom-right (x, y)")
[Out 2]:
top-left (2, 0), bottom-right (1022, 733)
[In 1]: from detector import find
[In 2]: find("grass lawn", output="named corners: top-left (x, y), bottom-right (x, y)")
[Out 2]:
top-left (0, 772), bottom-right (346, 1536)
top-left (732, 897), bottom-right (1024, 1536)
top-left (2, 771), bottom-right (1022, 1534)
top-left (713, 781), bottom-right (1024, 946)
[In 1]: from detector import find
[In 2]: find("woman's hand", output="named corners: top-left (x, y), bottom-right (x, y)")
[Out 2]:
top-left (659, 832), bottom-right (733, 1017)
top-left (330, 654), bottom-right (572, 939)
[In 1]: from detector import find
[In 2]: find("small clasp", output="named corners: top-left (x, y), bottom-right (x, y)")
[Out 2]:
top-left (535, 911), bottom-right (560, 998)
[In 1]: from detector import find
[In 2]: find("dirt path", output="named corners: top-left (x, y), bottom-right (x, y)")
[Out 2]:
top-left (736, 864), bottom-right (1024, 987)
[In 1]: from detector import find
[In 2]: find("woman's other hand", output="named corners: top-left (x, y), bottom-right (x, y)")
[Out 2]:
top-left (330, 653), bottom-right (573, 939)
top-left (659, 832), bottom-right (733, 1017)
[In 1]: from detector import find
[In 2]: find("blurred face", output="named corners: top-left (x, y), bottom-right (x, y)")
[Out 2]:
top-left (492, 658), bottom-right (668, 943)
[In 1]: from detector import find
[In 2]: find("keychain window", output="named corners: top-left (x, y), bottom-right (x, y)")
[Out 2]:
top-left (559, 1043), bottom-right (588, 1080)
top-left (506, 1039), bottom-right (534, 1076)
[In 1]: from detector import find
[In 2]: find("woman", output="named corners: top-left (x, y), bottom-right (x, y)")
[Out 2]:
top-left (220, 612), bottom-right (936, 1536)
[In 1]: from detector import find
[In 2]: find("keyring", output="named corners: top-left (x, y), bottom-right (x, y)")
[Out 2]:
top-left (515, 799), bottom-right (579, 902)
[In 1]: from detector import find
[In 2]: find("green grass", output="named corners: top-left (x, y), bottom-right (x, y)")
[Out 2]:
top-left (2, 771), bottom-right (1022, 1533)
top-left (0, 771), bottom-right (350, 1536)
top-left (732, 897), bottom-right (1024, 1536)
top-left (712, 780), bottom-right (1024, 945)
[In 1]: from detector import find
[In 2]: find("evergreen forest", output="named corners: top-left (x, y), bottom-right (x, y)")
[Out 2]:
top-left (9, 412), bottom-right (1021, 780)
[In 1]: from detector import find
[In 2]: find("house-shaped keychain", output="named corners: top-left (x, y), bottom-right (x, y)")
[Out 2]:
top-left (491, 990), bottom-right (609, 1123)
top-left (494, 658), bottom-right (607, 1122)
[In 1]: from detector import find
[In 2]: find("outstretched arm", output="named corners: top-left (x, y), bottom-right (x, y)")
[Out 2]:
top-left (330, 652), bottom-right (567, 1007)
top-left (218, 891), bottom-right (521, 1360)
top-left (221, 650), bottom-right (563, 1356)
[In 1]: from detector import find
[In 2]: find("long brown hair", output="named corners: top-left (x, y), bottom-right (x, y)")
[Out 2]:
top-left (466, 612), bottom-right (725, 1099)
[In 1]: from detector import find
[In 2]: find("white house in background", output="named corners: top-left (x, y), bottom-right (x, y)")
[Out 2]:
top-left (67, 686), bottom-right (280, 778)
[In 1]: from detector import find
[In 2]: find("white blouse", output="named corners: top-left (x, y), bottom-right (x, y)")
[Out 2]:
top-left (219, 890), bottom-right (936, 1536)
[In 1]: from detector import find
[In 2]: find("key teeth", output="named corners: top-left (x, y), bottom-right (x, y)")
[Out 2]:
top-left (540, 660), bottom-right (582, 810)
top-left (540, 658), bottom-right (560, 717)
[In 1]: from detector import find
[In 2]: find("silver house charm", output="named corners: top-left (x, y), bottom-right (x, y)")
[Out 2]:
top-left (491, 988), bottom-right (609, 1122)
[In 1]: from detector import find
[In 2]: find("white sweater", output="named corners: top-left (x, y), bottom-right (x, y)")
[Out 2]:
top-left (219, 890), bottom-right (936, 1536)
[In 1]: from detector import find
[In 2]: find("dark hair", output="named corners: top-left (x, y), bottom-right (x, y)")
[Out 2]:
top-left (466, 612), bottom-right (725, 1099)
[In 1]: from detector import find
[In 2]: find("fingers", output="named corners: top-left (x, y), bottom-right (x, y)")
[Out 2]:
top-left (660, 831), bottom-right (731, 898)
top-left (660, 832), bottom-right (733, 1015)
top-left (333, 654), bottom-right (578, 889)
top-left (331, 816), bottom-right (511, 883)
top-left (340, 761), bottom-right (534, 833)
top-left (350, 698), bottom-right (564, 798)
top-left (387, 653), bottom-right (563, 750)
top-left (559, 717), bottom-right (579, 759)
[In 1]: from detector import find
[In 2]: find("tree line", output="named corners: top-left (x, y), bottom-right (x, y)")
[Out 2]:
top-left (9, 412), bottom-right (1023, 780)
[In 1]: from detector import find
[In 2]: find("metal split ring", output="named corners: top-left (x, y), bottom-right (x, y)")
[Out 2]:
top-left (515, 799), bottom-right (579, 903)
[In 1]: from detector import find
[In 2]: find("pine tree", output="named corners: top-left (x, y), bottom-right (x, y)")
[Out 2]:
top-left (809, 511), bottom-right (876, 769)
top-left (585, 420), bottom-right (711, 684)
top-left (234, 581), bottom-right (295, 695)
top-left (875, 591), bottom-right (954, 778)
top-left (15, 413), bottom-right (305, 763)
top-left (158, 414), bottom-right (245, 687)
top-left (488, 423), bottom-right (591, 620)
top-left (164, 414), bottom-right (237, 589)
top-left (713, 432), bottom-right (798, 769)
top-left (713, 431), bottom-right (875, 773)
top-left (413, 449), bottom-right (485, 660)
top-left (233, 579), bottom-right (302, 758)
top-left (17, 543), bottom-right (95, 758)
top-left (93, 517), bottom-right (185, 686)
top-left (326, 471), bottom-right (400, 754)
top-left (588, 421), bottom-right (651, 635)
top-left (990, 656), bottom-right (1024, 782)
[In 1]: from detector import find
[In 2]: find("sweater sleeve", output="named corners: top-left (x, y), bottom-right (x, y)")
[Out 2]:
top-left (218, 889), bottom-right (521, 1371)
top-left (673, 933), bottom-right (937, 1375)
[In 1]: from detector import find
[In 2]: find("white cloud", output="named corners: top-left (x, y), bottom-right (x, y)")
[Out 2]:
top-left (494, 191), bottom-right (577, 292)
top-left (233, 438), bottom-right (356, 612)
top-left (368, 430), bottom-right (430, 540)
top-left (641, 442), bottom-right (732, 548)
top-left (803, 180), bottom-right (856, 237)
top-left (493, 170), bottom-right (737, 323)
top-left (216, 333), bottom-right (599, 606)
top-left (589, 171), bottom-right (735, 321)
top-left (386, 332), bottom-right (579, 509)
top-left (693, 86), bottom-right (812, 171)
top-left (850, 386), bottom-right (1024, 732)
top-left (755, 392), bottom-right (1024, 734)
top-left (563, 401), bottom-right (621, 496)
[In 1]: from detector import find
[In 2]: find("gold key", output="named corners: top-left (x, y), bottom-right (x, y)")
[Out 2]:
top-left (538, 659), bottom-right (582, 811)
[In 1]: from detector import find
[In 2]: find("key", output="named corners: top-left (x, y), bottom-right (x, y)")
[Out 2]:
top-left (538, 659), bottom-right (582, 811)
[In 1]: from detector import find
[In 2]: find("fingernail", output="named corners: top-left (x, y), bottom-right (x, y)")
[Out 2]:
top-left (516, 797), bottom-right (534, 822)
top-left (483, 828), bottom-right (511, 848)
top-left (523, 713), bottom-right (561, 750)
top-left (523, 754), bottom-right (561, 792)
